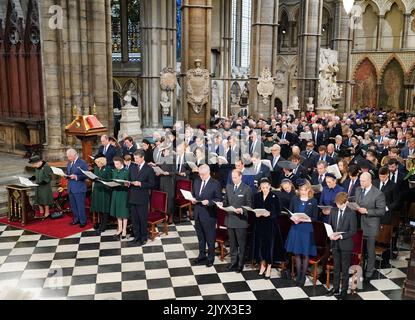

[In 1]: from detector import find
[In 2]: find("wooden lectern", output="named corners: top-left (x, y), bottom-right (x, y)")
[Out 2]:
top-left (65, 115), bottom-right (107, 162)
top-left (404, 231), bottom-right (415, 299)
top-left (6, 185), bottom-right (33, 226)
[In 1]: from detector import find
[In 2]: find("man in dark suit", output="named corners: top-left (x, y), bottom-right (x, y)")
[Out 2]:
top-left (311, 124), bottom-right (324, 150)
top-left (122, 136), bottom-right (137, 157)
top-left (278, 125), bottom-right (294, 159)
top-left (312, 145), bottom-right (334, 167)
top-left (355, 172), bottom-right (386, 280)
top-left (387, 158), bottom-right (408, 192)
top-left (248, 130), bottom-right (264, 158)
top-left (174, 143), bottom-right (191, 180)
top-left (220, 169), bottom-right (252, 272)
top-left (66, 149), bottom-right (88, 228)
top-left (191, 164), bottom-right (222, 267)
top-left (96, 135), bottom-right (117, 168)
top-left (373, 167), bottom-right (399, 225)
top-left (251, 152), bottom-right (271, 184)
top-left (128, 149), bottom-right (155, 246)
top-left (326, 192), bottom-right (357, 299)
top-left (268, 144), bottom-right (285, 188)
top-left (342, 165), bottom-right (360, 198)
top-left (301, 141), bottom-right (319, 174)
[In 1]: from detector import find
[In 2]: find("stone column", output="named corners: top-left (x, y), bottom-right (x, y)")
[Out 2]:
top-left (402, 13), bottom-right (410, 50)
top-left (219, 0), bottom-right (232, 117)
top-left (249, 0), bottom-right (279, 117)
top-left (181, 0), bottom-right (212, 127)
top-left (40, 0), bottom-right (113, 160)
top-left (332, 0), bottom-right (352, 112)
top-left (141, 0), bottom-right (177, 134)
top-left (297, 0), bottom-right (323, 110)
top-left (376, 15), bottom-right (384, 50)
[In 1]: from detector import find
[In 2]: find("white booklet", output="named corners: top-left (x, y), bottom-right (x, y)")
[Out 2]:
top-left (180, 189), bottom-right (198, 202)
top-left (51, 166), bottom-right (68, 177)
top-left (79, 168), bottom-right (98, 180)
top-left (300, 132), bottom-right (312, 140)
top-left (261, 159), bottom-right (273, 171)
top-left (241, 206), bottom-right (270, 217)
top-left (16, 176), bottom-right (38, 187)
top-left (112, 179), bottom-right (130, 184)
top-left (324, 223), bottom-right (345, 238)
top-left (152, 166), bottom-right (165, 175)
top-left (98, 180), bottom-right (122, 188)
top-left (285, 209), bottom-right (312, 223)
top-left (327, 164), bottom-right (342, 179)
top-left (347, 202), bottom-right (360, 211)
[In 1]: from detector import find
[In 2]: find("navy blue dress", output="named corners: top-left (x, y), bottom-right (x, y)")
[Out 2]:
top-left (251, 192), bottom-right (285, 264)
top-left (319, 185), bottom-right (345, 223)
top-left (285, 196), bottom-right (317, 256)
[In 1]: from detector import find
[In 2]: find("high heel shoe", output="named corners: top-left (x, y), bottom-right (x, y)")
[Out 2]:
top-left (264, 268), bottom-right (272, 279)
top-left (259, 265), bottom-right (266, 277)
top-left (113, 232), bottom-right (122, 240)
top-left (121, 233), bottom-right (127, 240)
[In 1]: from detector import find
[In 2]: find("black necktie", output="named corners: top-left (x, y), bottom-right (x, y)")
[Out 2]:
top-left (234, 185), bottom-right (237, 194)
top-left (337, 210), bottom-right (343, 230)
top-left (200, 180), bottom-right (206, 196)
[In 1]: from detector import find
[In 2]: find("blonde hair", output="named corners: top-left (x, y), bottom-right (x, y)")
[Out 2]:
top-left (298, 180), bottom-right (314, 199)
top-left (95, 157), bottom-right (107, 167)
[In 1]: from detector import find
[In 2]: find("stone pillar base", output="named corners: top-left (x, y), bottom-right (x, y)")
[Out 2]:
top-left (119, 107), bottom-right (142, 141)
top-left (43, 145), bottom-right (68, 162)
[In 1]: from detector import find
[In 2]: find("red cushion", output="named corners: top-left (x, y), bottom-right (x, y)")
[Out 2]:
top-left (148, 211), bottom-right (165, 223)
top-left (151, 191), bottom-right (167, 212)
top-left (216, 229), bottom-right (228, 242)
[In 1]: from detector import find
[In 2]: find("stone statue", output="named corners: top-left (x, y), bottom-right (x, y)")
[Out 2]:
top-left (211, 80), bottom-right (221, 111)
top-left (124, 90), bottom-right (133, 108)
top-left (307, 97), bottom-right (314, 112)
top-left (318, 49), bottom-right (342, 110)
top-left (291, 96), bottom-right (299, 110)
top-left (160, 91), bottom-right (171, 116)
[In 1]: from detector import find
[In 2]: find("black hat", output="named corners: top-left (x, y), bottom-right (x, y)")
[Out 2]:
top-left (338, 149), bottom-right (352, 158)
top-left (265, 131), bottom-right (273, 138)
top-left (325, 172), bottom-right (337, 180)
top-left (357, 159), bottom-right (373, 169)
top-left (296, 178), bottom-right (308, 187)
top-left (28, 155), bottom-right (42, 164)
top-left (259, 177), bottom-right (271, 185)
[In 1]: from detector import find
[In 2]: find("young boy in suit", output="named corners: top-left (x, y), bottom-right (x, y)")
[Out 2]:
top-left (326, 192), bottom-right (357, 299)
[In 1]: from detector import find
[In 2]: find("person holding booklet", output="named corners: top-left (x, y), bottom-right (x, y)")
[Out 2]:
top-left (220, 169), bottom-right (252, 272)
top-left (90, 156), bottom-right (112, 234)
top-left (319, 173), bottom-right (345, 223)
top-left (28, 155), bottom-right (53, 219)
top-left (251, 178), bottom-right (285, 279)
top-left (326, 192), bottom-right (357, 299)
top-left (285, 179), bottom-right (318, 286)
top-left (156, 146), bottom-right (175, 224)
top-left (110, 157), bottom-right (130, 239)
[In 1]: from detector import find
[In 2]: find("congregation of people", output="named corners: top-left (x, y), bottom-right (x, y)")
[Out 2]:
top-left (30, 107), bottom-right (415, 298)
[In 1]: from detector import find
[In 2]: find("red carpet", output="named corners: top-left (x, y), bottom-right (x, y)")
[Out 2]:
top-left (0, 214), bottom-right (93, 239)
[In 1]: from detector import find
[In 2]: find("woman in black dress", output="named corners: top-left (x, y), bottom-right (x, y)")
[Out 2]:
top-left (252, 178), bottom-right (285, 279)
top-left (142, 139), bottom-right (154, 163)
top-left (156, 145), bottom-right (175, 224)
top-left (276, 179), bottom-right (296, 212)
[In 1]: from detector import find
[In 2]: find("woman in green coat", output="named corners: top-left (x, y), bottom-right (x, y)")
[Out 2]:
top-left (110, 157), bottom-right (130, 239)
top-left (90, 157), bottom-right (112, 233)
top-left (29, 155), bottom-right (53, 218)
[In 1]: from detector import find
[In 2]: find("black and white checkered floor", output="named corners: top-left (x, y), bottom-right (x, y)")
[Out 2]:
top-left (0, 222), bottom-right (411, 300)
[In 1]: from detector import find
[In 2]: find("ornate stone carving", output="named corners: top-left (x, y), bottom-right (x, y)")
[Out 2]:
top-left (211, 80), bottom-right (221, 111)
top-left (186, 59), bottom-right (210, 114)
top-left (307, 97), bottom-right (315, 112)
top-left (160, 91), bottom-right (171, 115)
top-left (160, 67), bottom-right (177, 92)
top-left (318, 49), bottom-right (342, 110)
top-left (291, 96), bottom-right (299, 111)
top-left (123, 90), bottom-right (133, 108)
top-left (257, 67), bottom-right (275, 105)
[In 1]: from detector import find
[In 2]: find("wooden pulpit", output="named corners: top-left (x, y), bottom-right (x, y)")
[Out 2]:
top-left (404, 230), bottom-right (415, 299)
top-left (6, 185), bottom-right (33, 226)
top-left (65, 115), bottom-right (107, 162)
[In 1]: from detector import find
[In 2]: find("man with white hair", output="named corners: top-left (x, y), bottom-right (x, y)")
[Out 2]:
top-left (191, 164), bottom-right (222, 267)
top-left (355, 172), bottom-right (386, 281)
top-left (66, 149), bottom-right (88, 228)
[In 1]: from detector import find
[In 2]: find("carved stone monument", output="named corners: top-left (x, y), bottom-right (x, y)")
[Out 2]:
top-left (257, 67), bottom-right (275, 105)
top-left (317, 49), bottom-right (342, 114)
top-left (160, 67), bottom-right (177, 120)
top-left (119, 90), bottom-right (142, 139)
top-left (160, 91), bottom-right (171, 116)
top-left (291, 96), bottom-right (300, 111)
top-left (186, 59), bottom-right (210, 114)
top-left (211, 80), bottom-right (221, 112)
top-left (307, 97), bottom-right (315, 112)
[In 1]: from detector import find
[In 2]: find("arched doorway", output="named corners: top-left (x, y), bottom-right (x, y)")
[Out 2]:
top-left (274, 98), bottom-right (283, 114)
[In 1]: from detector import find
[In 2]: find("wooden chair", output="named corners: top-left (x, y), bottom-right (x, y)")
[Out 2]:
top-left (147, 190), bottom-right (168, 240)
top-left (375, 224), bottom-right (393, 277)
top-left (215, 208), bottom-right (229, 261)
top-left (174, 179), bottom-right (193, 223)
top-left (292, 221), bottom-right (330, 286)
top-left (277, 214), bottom-right (293, 275)
top-left (325, 229), bottom-right (364, 288)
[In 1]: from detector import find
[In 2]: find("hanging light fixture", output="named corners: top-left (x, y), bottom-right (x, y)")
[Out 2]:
top-left (343, 0), bottom-right (355, 14)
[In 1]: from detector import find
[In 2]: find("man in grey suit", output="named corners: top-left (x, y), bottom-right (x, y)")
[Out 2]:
top-left (355, 172), bottom-right (386, 280)
top-left (219, 169), bottom-right (252, 272)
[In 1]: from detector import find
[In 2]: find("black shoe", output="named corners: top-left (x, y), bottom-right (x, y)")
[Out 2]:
top-left (226, 264), bottom-right (237, 271)
top-left (79, 223), bottom-right (86, 228)
top-left (206, 261), bottom-right (214, 268)
top-left (192, 257), bottom-right (207, 265)
top-left (141, 240), bottom-right (147, 245)
top-left (326, 288), bottom-right (340, 297)
top-left (70, 221), bottom-right (79, 226)
top-left (337, 291), bottom-right (348, 300)
top-left (127, 239), bottom-right (141, 247)
top-left (236, 266), bottom-right (244, 273)
top-left (93, 223), bottom-right (100, 230)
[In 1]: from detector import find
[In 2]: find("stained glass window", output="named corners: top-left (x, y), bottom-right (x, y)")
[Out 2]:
top-left (176, 0), bottom-right (182, 62)
top-left (127, 0), bottom-right (140, 62)
top-left (111, 0), bottom-right (121, 56)
top-left (231, 0), bottom-right (251, 68)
